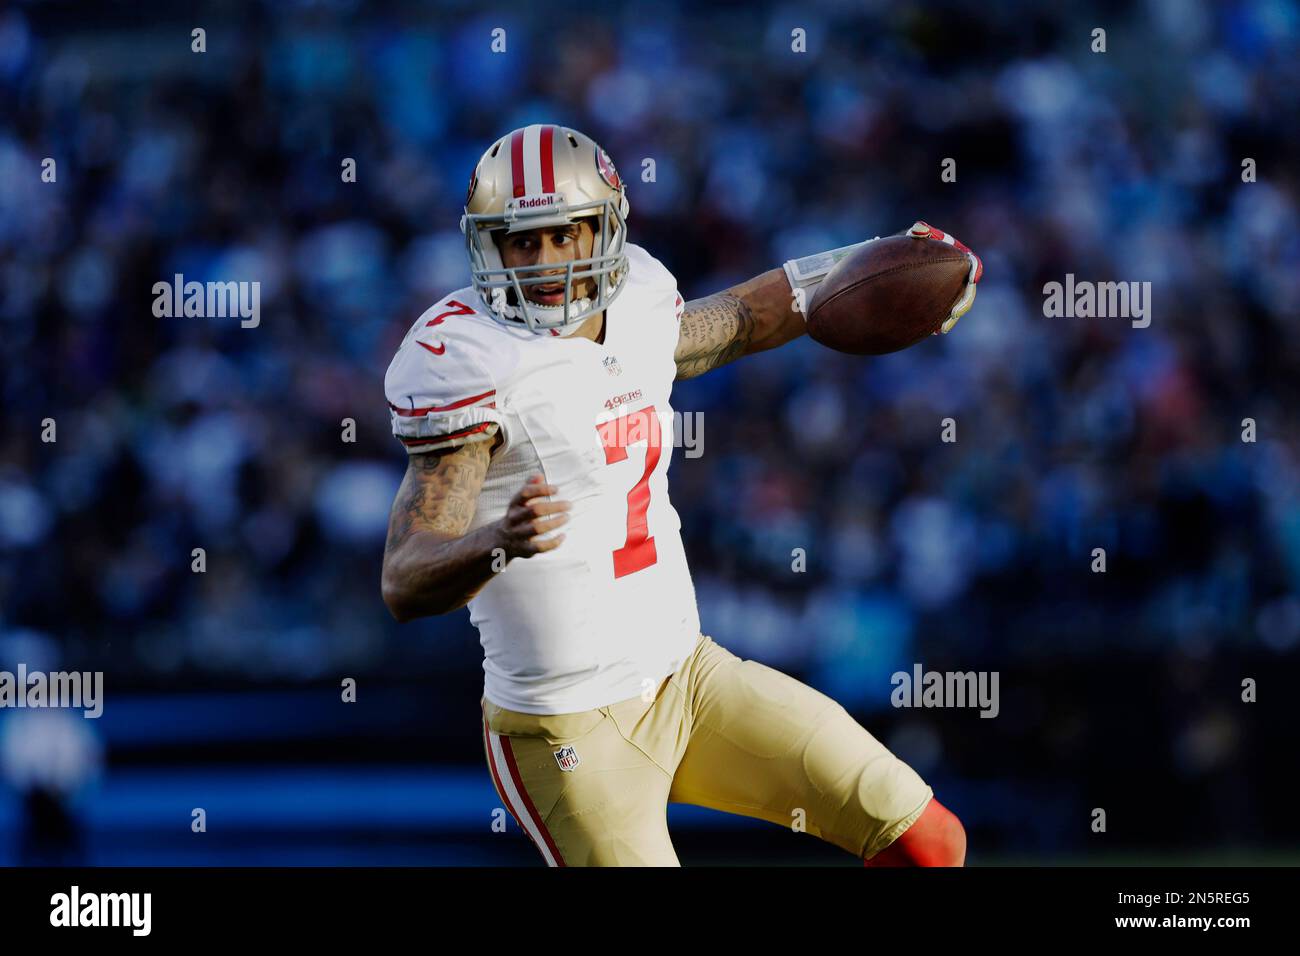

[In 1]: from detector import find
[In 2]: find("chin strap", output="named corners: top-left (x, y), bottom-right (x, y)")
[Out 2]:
top-left (549, 306), bottom-right (595, 336)
top-left (489, 287), bottom-right (594, 333)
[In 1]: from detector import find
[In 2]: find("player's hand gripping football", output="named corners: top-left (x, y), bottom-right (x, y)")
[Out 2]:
top-left (906, 221), bottom-right (983, 334)
top-left (496, 474), bottom-right (571, 558)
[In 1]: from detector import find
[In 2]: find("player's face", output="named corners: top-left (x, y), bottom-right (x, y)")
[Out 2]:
top-left (495, 221), bottom-right (597, 307)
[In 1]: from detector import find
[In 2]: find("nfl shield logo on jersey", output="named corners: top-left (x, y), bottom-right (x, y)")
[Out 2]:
top-left (602, 355), bottom-right (622, 376)
top-left (553, 745), bottom-right (581, 772)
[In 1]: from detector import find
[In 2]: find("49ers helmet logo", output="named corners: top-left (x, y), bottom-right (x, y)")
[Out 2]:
top-left (466, 165), bottom-right (479, 205)
top-left (595, 145), bottom-right (622, 191)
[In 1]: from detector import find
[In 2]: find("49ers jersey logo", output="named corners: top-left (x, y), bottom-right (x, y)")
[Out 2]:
top-left (595, 146), bottom-right (622, 190)
top-left (604, 388), bottom-right (642, 410)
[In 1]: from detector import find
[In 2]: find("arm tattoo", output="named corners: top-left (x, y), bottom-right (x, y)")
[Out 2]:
top-left (385, 440), bottom-right (491, 556)
top-left (674, 292), bottom-right (757, 380)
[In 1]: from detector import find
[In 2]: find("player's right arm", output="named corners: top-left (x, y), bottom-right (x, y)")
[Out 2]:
top-left (381, 298), bottom-right (569, 622)
top-left (381, 445), bottom-right (570, 622)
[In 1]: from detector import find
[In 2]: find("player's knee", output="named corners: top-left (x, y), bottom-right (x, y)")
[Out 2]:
top-left (865, 798), bottom-right (966, 867)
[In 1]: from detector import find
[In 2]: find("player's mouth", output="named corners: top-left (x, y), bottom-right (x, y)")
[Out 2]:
top-left (529, 281), bottom-right (567, 305)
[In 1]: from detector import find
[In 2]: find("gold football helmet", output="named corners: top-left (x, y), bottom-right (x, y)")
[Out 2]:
top-left (461, 124), bottom-right (630, 333)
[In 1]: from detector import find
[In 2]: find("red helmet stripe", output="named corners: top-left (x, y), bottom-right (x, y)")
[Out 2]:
top-left (510, 129), bottom-right (526, 198)
top-left (539, 125), bottom-right (555, 193)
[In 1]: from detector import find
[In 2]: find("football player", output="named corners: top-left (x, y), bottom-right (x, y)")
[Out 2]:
top-left (381, 124), bottom-right (978, 866)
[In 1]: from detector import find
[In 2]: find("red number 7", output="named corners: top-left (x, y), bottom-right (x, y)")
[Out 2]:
top-left (596, 406), bottom-right (661, 579)
top-left (417, 299), bottom-right (476, 356)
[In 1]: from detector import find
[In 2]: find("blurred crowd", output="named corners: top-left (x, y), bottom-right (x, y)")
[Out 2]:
top-left (1, 0), bottom-right (1298, 851)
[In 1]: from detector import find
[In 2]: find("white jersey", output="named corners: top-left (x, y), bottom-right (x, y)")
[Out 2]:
top-left (384, 243), bottom-right (701, 714)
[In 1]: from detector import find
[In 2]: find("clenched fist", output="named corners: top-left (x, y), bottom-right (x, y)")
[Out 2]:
top-left (495, 474), bottom-right (571, 559)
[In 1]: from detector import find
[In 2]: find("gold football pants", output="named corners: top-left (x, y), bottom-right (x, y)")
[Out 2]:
top-left (481, 633), bottom-right (932, 866)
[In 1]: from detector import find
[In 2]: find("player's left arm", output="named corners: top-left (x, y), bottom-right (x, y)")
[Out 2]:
top-left (674, 268), bottom-right (800, 381)
top-left (673, 222), bottom-right (981, 380)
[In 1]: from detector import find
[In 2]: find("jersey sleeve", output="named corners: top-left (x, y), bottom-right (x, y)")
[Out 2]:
top-left (384, 334), bottom-right (504, 455)
top-left (626, 242), bottom-right (685, 326)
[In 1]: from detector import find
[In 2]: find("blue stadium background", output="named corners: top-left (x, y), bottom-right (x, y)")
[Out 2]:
top-left (1, 0), bottom-right (1298, 864)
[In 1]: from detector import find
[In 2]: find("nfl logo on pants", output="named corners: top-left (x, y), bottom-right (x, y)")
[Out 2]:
top-left (553, 746), bottom-right (580, 772)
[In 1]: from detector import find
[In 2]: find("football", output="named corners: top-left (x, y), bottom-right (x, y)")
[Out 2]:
top-left (806, 234), bottom-right (973, 355)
